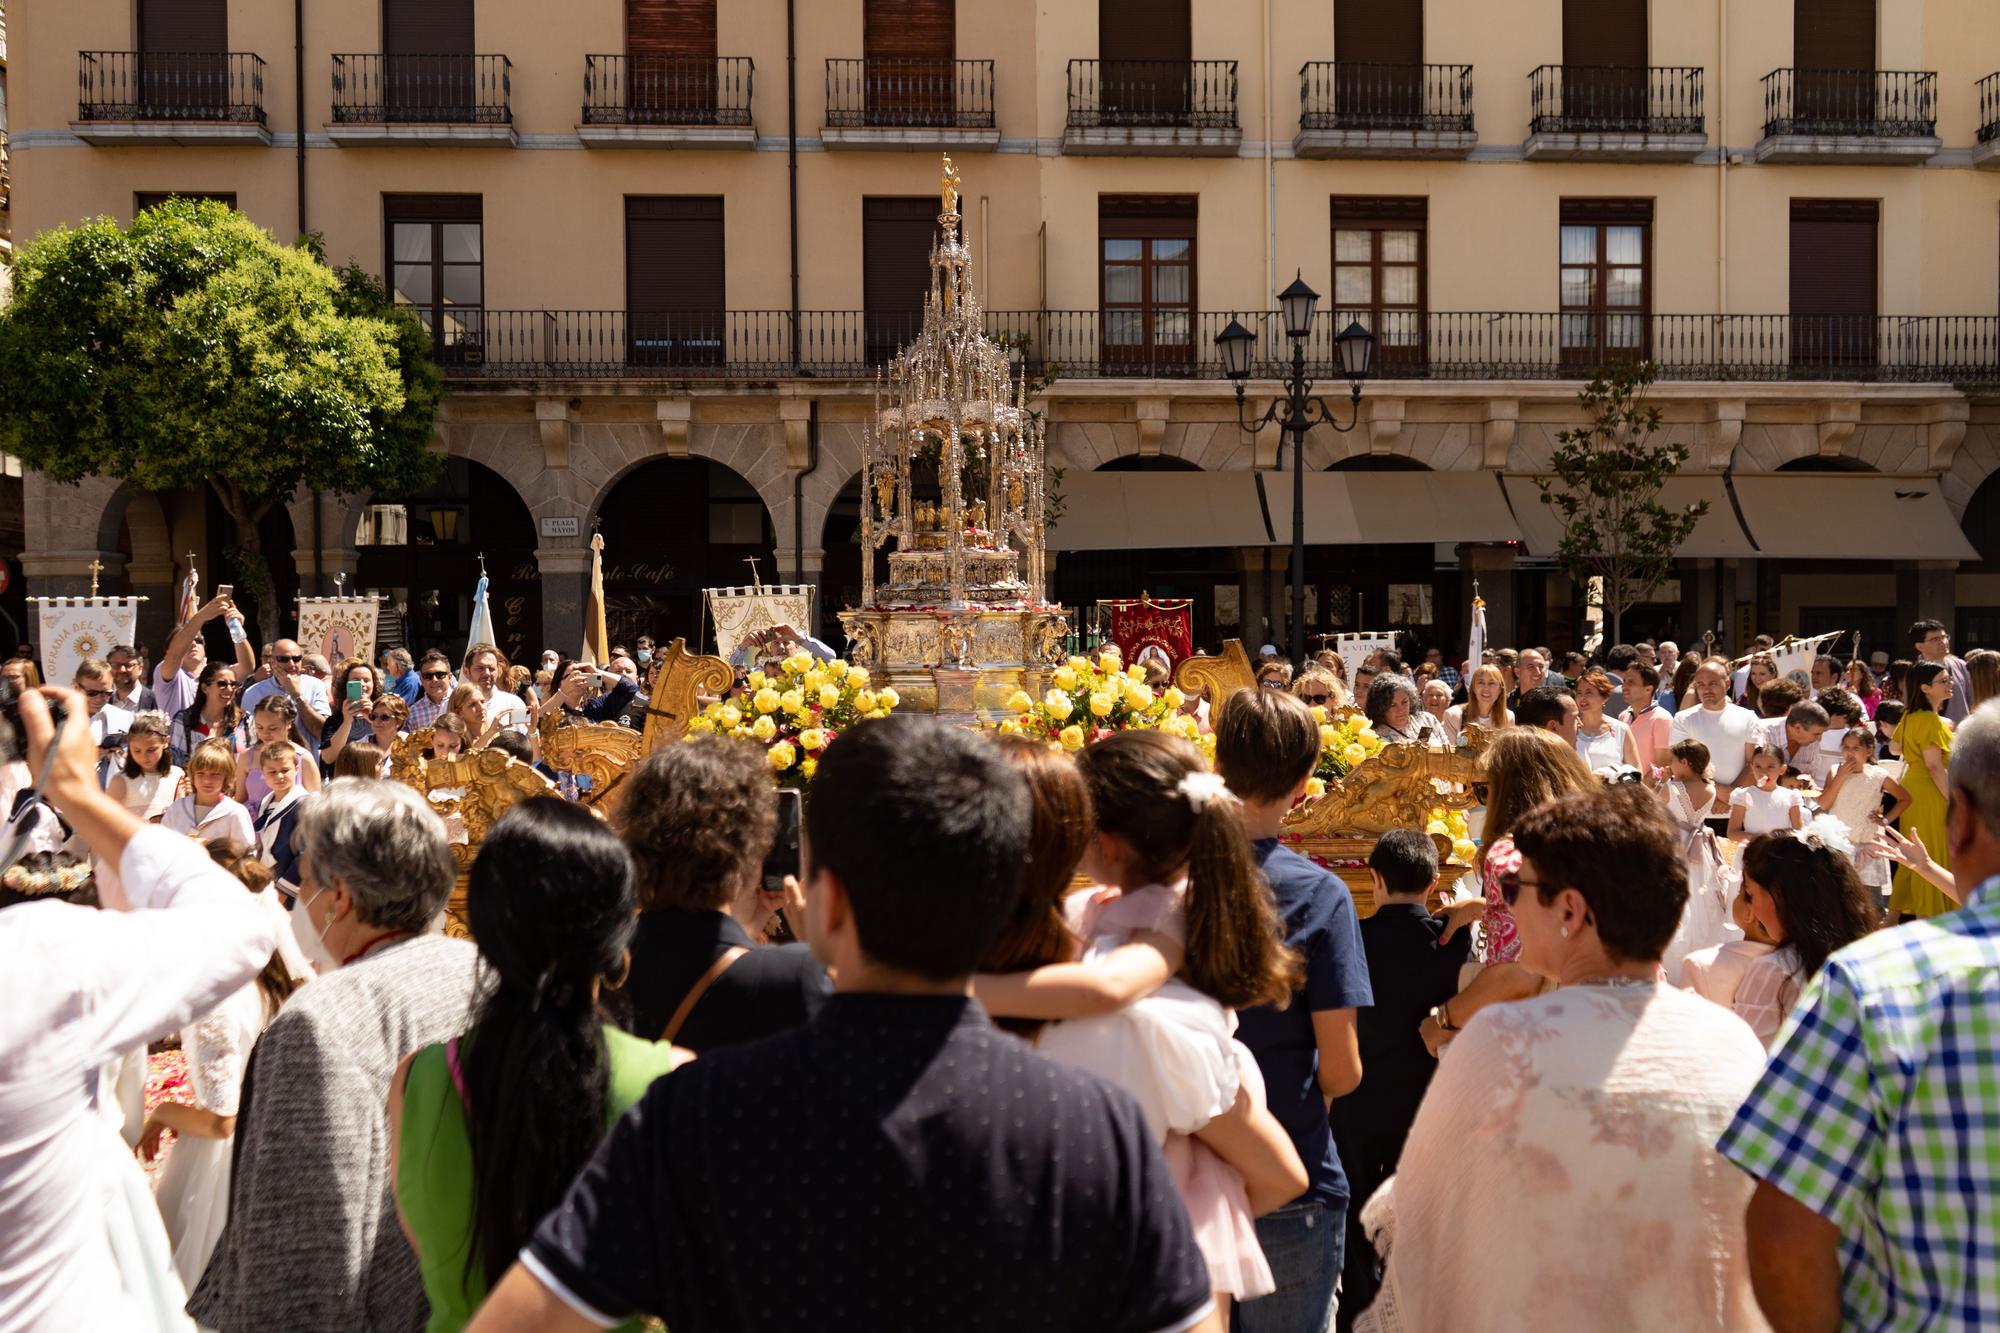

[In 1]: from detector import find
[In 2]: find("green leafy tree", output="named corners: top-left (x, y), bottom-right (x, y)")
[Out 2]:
top-left (0, 198), bottom-right (443, 639)
top-left (1535, 361), bottom-right (1707, 645)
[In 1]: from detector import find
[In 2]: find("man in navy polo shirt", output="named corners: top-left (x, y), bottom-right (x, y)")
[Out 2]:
top-left (1215, 689), bottom-right (1373, 1333)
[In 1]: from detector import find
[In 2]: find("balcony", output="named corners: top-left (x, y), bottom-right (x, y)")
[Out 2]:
top-left (328, 53), bottom-right (514, 146)
top-left (73, 51), bottom-right (269, 145)
top-left (1523, 65), bottom-right (1705, 162)
top-left (822, 58), bottom-right (997, 151)
top-left (578, 55), bottom-right (754, 148)
top-left (1755, 69), bottom-right (1938, 164)
top-left (434, 310), bottom-right (2000, 387)
top-left (1063, 60), bottom-right (1240, 156)
top-left (1294, 63), bottom-right (1475, 160)
top-left (1976, 73), bottom-right (2000, 168)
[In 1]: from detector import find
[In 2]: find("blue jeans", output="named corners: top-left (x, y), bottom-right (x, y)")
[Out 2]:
top-left (1230, 1197), bottom-right (1344, 1333)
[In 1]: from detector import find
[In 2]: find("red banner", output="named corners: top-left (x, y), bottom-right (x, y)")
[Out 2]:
top-left (1104, 598), bottom-right (1193, 672)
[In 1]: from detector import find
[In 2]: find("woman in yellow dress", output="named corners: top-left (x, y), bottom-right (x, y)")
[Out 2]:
top-left (1890, 660), bottom-right (1956, 919)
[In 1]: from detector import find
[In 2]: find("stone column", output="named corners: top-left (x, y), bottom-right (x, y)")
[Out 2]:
top-left (537, 546), bottom-right (590, 659)
top-left (1266, 545), bottom-right (1293, 653)
top-left (1897, 560), bottom-right (1958, 638)
top-left (1235, 548), bottom-right (1271, 651)
top-left (1456, 543), bottom-right (1517, 650)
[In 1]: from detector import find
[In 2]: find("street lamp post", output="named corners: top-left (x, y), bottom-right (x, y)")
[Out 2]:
top-left (1215, 273), bottom-right (1374, 670)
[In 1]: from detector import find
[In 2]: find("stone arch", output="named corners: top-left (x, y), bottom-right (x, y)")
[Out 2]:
top-left (1961, 467), bottom-right (2000, 563)
top-left (1302, 419), bottom-right (1485, 471)
top-left (435, 417), bottom-right (561, 535)
top-left (590, 454), bottom-right (779, 647)
top-left (1945, 422), bottom-right (2000, 520)
top-left (1327, 454), bottom-right (1431, 472)
top-left (1048, 420), bottom-right (1248, 473)
top-left (1733, 421), bottom-right (1928, 475)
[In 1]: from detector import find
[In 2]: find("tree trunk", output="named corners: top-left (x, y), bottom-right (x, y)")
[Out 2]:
top-left (210, 481), bottom-right (281, 645)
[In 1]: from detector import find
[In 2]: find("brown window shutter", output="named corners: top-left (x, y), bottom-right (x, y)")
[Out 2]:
top-left (384, 0), bottom-right (475, 55)
top-left (1099, 194), bottom-right (1198, 239)
top-left (626, 197), bottom-right (724, 366)
top-left (1560, 197), bottom-right (1654, 225)
top-left (139, 0), bottom-right (227, 53)
top-left (384, 194), bottom-right (483, 224)
top-left (1334, 0), bottom-right (1422, 66)
top-left (864, 198), bottom-right (941, 359)
top-left (1098, 0), bottom-right (1191, 64)
top-left (1795, 0), bottom-right (1875, 70)
top-left (626, 0), bottom-right (717, 60)
top-left (1789, 200), bottom-right (1877, 319)
top-left (1331, 196), bottom-right (1428, 224)
top-left (865, 0), bottom-right (955, 61)
top-left (1561, 0), bottom-right (1647, 67)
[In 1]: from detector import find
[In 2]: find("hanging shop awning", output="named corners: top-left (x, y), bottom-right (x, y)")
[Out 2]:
top-left (1268, 471), bottom-right (1526, 545)
top-left (1046, 471), bottom-right (1277, 551)
top-left (1728, 475), bottom-right (1977, 561)
top-left (1503, 475), bottom-right (1759, 558)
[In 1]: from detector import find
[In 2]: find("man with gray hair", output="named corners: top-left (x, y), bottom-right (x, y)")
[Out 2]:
top-left (1722, 699), bottom-right (2000, 1329)
top-left (382, 646), bottom-right (421, 706)
top-left (189, 779), bottom-right (480, 1331)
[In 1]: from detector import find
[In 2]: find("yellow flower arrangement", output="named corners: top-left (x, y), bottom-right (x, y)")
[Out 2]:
top-left (1005, 652), bottom-right (1179, 750)
top-left (686, 651), bottom-right (901, 788)
top-left (1312, 709), bottom-right (1390, 785)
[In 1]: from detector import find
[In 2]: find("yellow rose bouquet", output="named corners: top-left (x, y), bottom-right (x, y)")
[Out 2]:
top-left (997, 651), bottom-right (1178, 749)
top-left (683, 653), bottom-right (899, 788)
top-left (1309, 708), bottom-right (1390, 787)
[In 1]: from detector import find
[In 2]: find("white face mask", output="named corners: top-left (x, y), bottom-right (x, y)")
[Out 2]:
top-left (290, 884), bottom-right (342, 973)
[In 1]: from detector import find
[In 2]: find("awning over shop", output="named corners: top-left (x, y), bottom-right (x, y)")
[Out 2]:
top-left (1046, 471), bottom-right (1276, 551)
top-left (1729, 475), bottom-right (1977, 561)
top-left (1503, 475), bottom-right (1758, 558)
top-left (1269, 471), bottom-right (1525, 545)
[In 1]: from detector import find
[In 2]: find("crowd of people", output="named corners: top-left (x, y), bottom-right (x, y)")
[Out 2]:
top-left (1, 604), bottom-right (1998, 1332)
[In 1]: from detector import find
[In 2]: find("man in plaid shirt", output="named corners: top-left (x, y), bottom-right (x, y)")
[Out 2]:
top-left (1719, 699), bottom-right (2000, 1331)
top-left (406, 650), bottom-right (456, 730)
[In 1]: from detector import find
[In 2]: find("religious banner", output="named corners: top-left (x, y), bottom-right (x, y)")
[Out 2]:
top-left (1771, 631), bottom-right (1842, 684)
top-left (33, 597), bottom-right (141, 688)
top-left (296, 597), bottom-right (381, 667)
top-left (706, 585), bottom-right (815, 663)
top-left (1337, 632), bottom-right (1398, 686)
top-left (1102, 597), bottom-right (1194, 672)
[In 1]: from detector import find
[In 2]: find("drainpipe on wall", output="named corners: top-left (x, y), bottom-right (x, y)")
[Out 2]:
top-left (312, 490), bottom-right (324, 595)
top-left (295, 0), bottom-right (307, 236)
top-left (794, 402), bottom-right (821, 632)
top-left (786, 0), bottom-right (801, 374)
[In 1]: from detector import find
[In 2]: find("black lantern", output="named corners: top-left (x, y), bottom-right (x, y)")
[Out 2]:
top-left (1214, 318), bottom-right (1257, 381)
top-left (1278, 272), bottom-right (1320, 341)
top-left (1334, 320), bottom-right (1376, 383)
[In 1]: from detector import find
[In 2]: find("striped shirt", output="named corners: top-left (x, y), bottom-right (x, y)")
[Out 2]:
top-left (1718, 877), bottom-right (2000, 1330)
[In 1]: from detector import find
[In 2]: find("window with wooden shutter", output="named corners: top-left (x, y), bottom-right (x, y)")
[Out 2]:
top-left (138, 0), bottom-right (228, 112)
top-left (385, 195), bottom-right (483, 364)
top-left (626, 197), bottom-right (725, 368)
top-left (1559, 198), bottom-right (1651, 368)
top-left (1794, 0), bottom-right (1875, 123)
top-left (864, 198), bottom-right (941, 366)
top-left (1099, 0), bottom-right (1191, 119)
top-left (1561, 0), bottom-right (1646, 123)
top-left (864, 0), bottom-right (955, 123)
top-left (383, 0), bottom-right (475, 118)
top-left (1332, 197), bottom-right (1426, 372)
top-left (1334, 0), bottom-right (1422, 121)
top-left (1790, 199), bottom-right (1877, 373)
top-left (1100, 196), bottom-right (1196, 376)
top-left (626, 0), bottom-right (718, 118)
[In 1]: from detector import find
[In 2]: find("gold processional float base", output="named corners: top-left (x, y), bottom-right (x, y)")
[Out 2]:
top-left (837, 601), bottom-right (1068, 723)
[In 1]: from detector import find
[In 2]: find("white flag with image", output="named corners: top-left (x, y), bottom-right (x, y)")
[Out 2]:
top-left (34, 598), bottom-right (141, 689)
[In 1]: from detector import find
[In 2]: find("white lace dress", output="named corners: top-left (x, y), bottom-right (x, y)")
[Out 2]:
top-left (1731, 945), bottom-right (1804, 1050)
top-left (1824, 763), bottom-right (1892, 889)
top-left (1661, 781), bottom-right (1738, 985)
top-left (151, 980), bottom-right (271, 1292)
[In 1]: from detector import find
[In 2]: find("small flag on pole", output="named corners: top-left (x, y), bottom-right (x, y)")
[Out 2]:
top-left (1467, 583), bottom-right (1487, 675)
top-left (176, 553), bottom-right (200, 627)
top-left (466, 559), bottom-right (496, 654)
top-left (582, 534), bottom-right (609, 668)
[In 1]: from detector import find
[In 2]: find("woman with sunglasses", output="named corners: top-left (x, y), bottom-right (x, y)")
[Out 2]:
top-left (1361, 787), bottom-right (1768, 1332)
top-left (170, 661), bottom-right (245, 767)
top-left (1288, 666), bottom-right (1345, 711)
top-left (323, 693), bottom-right (408, 776)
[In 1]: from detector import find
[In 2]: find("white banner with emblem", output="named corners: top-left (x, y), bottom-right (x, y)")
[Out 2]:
top-left (706, 585), bottom-right (815, 663)
top-left (1336, 632), bottom-right (1398, 688)
top-left (296, 597), bottom-right (382, 667)
top-left (32, 597), bottom-right (142, 688)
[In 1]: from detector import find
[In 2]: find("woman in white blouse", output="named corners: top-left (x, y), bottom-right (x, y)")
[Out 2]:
top-left (1573, 668), bottom-right (1640, 772)
top-left (1727, 826), bottom-right (1880, 1047)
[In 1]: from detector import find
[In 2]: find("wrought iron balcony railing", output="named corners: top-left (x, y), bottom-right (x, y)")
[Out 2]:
top-left (1979, 72), bottom-right (2000, 144)
top-left (331, 53), bottom-right (511, 124)
top-left (1529, 64), bottom-right (1703, 135)
top-left (77, 50), bottom-right (266, 123)
top-left (825, 58), bottom-right (994, 129)
top-left (437, 310), bottom-right (2000, 385)
top-left (582, 54), bottom-right (753, 127)
top-left (1299, 62), bottom-right (1473, 133)
top-left (1066, 59), bottom-right (1238, 130)
top-left (1761, 68), bottom-right (1936, 138)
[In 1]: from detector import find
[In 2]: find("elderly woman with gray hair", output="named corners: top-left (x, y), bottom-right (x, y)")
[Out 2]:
top-left (189, 779), bottom-right (482, 1332)
top-left (1366, 672), bottom-right (1444, 747)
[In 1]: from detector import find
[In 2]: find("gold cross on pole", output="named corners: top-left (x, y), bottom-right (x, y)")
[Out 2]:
top-left (744, 556), bottom-right (763, 590)
top-left (87, 559), bottom-right (103, 598)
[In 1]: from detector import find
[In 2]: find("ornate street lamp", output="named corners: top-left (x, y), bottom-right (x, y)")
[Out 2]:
top-left (1217, 273), bottom-right (1374, 668)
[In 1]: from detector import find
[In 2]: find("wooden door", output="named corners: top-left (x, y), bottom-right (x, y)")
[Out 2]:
top-left (384, 0), bottom-right (475, 120)
top-left (864, 0), bottom-right (955, 125)
top-left (138, 0), bottom-right (227, 116)
top-left (1794, 0), bottom-right (1875, 125)
top-left (1790, 200), bottom-right (1877, 374)
top-left (626, 0), bottom-right (717, 122)
top-left (1335, 0), bottom-right (1422, 125)
top-left (1098, 0), bottom-right (1191, 122)
top-left (627, 198), bottom-right (725, 368)
top-left (1562, 0), bottom-right (1648, 126)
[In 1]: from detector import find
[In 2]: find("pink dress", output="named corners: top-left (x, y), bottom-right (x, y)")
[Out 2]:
top-left (1036, 881), bottom-right (1274, 1299)
top-left (1478, 837), bottom-right (1524, 965)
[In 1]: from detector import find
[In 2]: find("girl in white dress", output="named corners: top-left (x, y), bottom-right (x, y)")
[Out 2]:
top-left (1726, 746), bottom-right (1805, 841)
top-left (1658, 739), bottom-right (1736, 982)
top-left (974, 731), bottom-right (1305, 1312)
top-left (1726, 823), bottom-right (1880, 1047)
top-left (1819, 728), bottom-right (1910, 894)
top-left (105, 712), bottom-right (181, 825)
top-left (160, 738), bottom-right (256, 850)
top-left (141, 847), bottom-right (301, 1290)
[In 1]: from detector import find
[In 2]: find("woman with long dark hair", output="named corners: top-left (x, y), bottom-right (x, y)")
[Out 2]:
top-left (389, 797), bottom-right (682, 1331)
top-left (978, 736), bottom-right (1094, 1039)
top-left (169, 660), bottom-right (242, 766)
top-left (1728, 828), bottom-right (1880, 1047)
